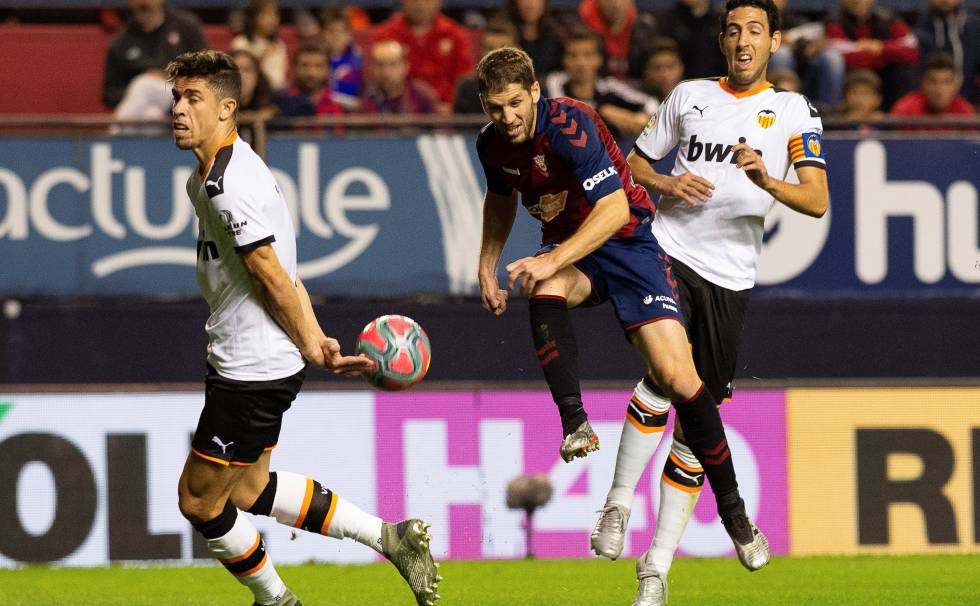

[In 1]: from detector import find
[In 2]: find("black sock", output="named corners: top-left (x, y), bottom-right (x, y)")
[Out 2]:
top-left (529, 296), bottom-right (586, 435)
top-left (246, 472), bottom-right (277, 516)
top-left (671, 383), bottom-right (744, 518)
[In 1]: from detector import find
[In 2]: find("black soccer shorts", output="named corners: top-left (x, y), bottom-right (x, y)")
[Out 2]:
top-left (670, 258), bottom-right (751, 404)
top-left (191, 364), bottom-right (306, 466)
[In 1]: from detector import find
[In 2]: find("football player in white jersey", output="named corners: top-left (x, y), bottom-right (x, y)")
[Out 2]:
top-left (590, 1), bottom-right (829, 604)
top-left (169, 51), bottom-right (441, 606)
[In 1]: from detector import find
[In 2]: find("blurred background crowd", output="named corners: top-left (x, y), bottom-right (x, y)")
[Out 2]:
top-left (2, 0), bottom-right (978, 134)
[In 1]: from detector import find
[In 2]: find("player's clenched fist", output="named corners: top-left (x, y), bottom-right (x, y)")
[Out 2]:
top-left (479, 272), bottom-right (509, 315)
top-left (733, 142), bottom-right (770, 189)
top-left (665, 172), bottom-right (715, 205)
top-left (506, 255), bottom-right (560, 298)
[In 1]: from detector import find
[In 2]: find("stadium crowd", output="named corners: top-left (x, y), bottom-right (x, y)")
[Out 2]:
top-left (89, 0), bottom-right (980, 129)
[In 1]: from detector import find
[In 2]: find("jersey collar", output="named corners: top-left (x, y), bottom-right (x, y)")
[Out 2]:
top-left (198, 131), bottom-right (238, 180)
top-left (533, 97), bottom-right (550, 138)
top-left (718, 77), bottom-right (772, 99)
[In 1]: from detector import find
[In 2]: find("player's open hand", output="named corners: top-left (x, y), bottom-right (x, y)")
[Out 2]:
top-left (320, 337), bottom-right (377, 376)
top-left (479, 272), bottom-right (509, 316)
top-left (733, 142), bottom-right (770, 190)
top-left (665, 172), bottom-right (714, 206)
top-left (506, 255), bottom-right (559, 298)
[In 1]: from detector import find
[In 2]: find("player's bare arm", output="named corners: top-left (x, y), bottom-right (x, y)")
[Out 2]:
top-left (295, 277), bottom-right (374, 375)
top-left (478, 190), bottom-right (518, 315)
top-left (242, 244), bottom-right (325, 366)
top-left (733, 143), bottom-right (828, 217)
top-left (507, 190), bottom-right (630, 297)
top-left (626, 149), bottom-right (715, 206)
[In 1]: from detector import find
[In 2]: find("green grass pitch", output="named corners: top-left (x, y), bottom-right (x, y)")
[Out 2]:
top-left (2, 555), bottom-right (978, 605)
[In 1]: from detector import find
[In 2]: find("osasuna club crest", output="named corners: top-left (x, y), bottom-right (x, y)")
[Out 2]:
top-left (533, 154), bottom-right (548, 175)
top-left (757, 109), bottom-right (777, 129)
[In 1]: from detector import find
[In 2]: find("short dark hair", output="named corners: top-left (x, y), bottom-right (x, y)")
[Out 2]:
top-left (319, 5), bottom-right (349, 28)
top-left (720, 0), bottom-right (781, 34)
top-left (166, 50), bottom-right (242, 108)
top-left (483, 17), bottom-right (518, 42)
top-left (922, 52), bottom-right (956, 75)
top-left (844, 68), bottom-right (882, 94)
top-left (562, 25), bottom-right (603, 56)
top-left (293, 42), bottom-right (327, 65)
top-left (477, 47), bottom-right (536, 96)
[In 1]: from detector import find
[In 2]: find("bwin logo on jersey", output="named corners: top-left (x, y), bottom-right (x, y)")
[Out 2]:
top-left (583, 166), bottom-right (616, 191)
top-left (687, 134), bottom-right (762, 164)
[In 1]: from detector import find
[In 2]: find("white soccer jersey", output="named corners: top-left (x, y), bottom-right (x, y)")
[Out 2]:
top-left (187, 134), bottom-right (304, 381)
top-left (634, 78), bottom-right (826, 290)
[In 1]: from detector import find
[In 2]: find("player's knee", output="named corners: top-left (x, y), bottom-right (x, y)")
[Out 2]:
top-left (652, 362), bottom-right (701, 402)
top-left (177, 482), bottom-right (224, 524)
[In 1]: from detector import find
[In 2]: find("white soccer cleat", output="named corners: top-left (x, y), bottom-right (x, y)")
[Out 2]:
top-left (559, 420), bottom-right (600, 462)
top-left (633, 552), bottom-right (667, 606)
top-left (590, 504), bottom-right (629, 560)
top-left (722, 512), bottom-right (771, 571)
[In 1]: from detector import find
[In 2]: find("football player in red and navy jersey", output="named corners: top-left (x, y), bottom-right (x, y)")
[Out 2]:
top-left (474, 47), bottom-right (768, 566)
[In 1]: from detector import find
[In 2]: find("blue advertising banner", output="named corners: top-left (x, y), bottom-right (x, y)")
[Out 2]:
top-left (1, 135), bottom-right (979, 297)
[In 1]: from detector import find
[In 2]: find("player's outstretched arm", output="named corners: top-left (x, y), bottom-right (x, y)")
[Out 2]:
top-left (626, 149), bottom-right (715, 206)
top-left (479, 190), bottom-right (518, 315)
top-left (733, 144), bottom-right (828, 218)
top-left (295, 277), bottom-right (374, 375)
top-left (242, 245), bottom-right (325, 366)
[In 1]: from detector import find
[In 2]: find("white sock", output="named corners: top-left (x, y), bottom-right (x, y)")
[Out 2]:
top-left (606, 378), bottom-right (671, 509)
top-left (205, 507), bottom-right (285, 605)
top-left (649, 436), bottom-right (703, 576)
top-left (270, 471), bottom-right (384, 553)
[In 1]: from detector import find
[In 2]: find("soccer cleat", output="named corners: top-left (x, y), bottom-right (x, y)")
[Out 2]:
top-left (381, 519), bottom-right (441, 606)
top-left (590, 504), bottom-right (629, 560)
top-left (559, 420), bottom-right (600, 462)
top-left (253, 589), bottom-right (302, 606)
top-left (633, 552), bottom-right (667, 606)
top-left (722, 512), bottom-right (771, 571)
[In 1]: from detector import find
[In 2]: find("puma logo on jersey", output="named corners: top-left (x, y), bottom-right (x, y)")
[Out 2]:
top-left (687, 134), bottom-right (763, 164)
top-left (692, 105), bottom-right (708, 117)
top-left (211, 435), bottom-right (234, 454)
top-left (206, 176), bottom-right (223, 190)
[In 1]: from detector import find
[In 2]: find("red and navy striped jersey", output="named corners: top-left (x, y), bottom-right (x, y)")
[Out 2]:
top-left (477, 96), bottom-right (655, 246)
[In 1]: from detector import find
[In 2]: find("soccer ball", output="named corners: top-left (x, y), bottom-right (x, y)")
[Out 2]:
top-left (355, 315), bottom-right (431, 391)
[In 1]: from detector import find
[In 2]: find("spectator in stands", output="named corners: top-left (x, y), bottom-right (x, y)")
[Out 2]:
top-left (655, 0), bottom-right (726, 80)
top-left (543, 27), bottom-right (658, 139)
top-left (231, 0), bottom-right (288, 92)
top-left (231, 49), bottom-right (275, 115)
top-left (826, 0), bottom-right (919, 108)
top-left (371, 0), bottom-right (474, 105)
top-left (892, 52), bottom-right (976, 117)
top-left (769, 0), bottom-right (845, 108)
top-left (504, 0), bottom-right (564, 77)
top-left (770, 68), bottom-right (802, 92)
top-left (578, 0), bottom-right (659, 80)
top-left (361, 40), bottom-right (443, 114)
top-left (639, 39), bottom-right (683, 102)
top-left (230, 49), bottom-right (276, 144)
top-left (838, 68), bottom-right (884, 121)
top-left (915, 0), bottom-right (980, 104)
top-left (273, 43), bottom-right (345, 117)
top-left (320, 6), bottom-right (365, 110)
top-left (102, 0), bottom-right (206, 109)
top-left (454, 20), bottom-right (518, 114)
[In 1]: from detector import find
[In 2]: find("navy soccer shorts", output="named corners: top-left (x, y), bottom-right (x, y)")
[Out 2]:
top-left (568, 236), bottom-right (686, 331)
top-left (191, 364), bottom-right (305, 466)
